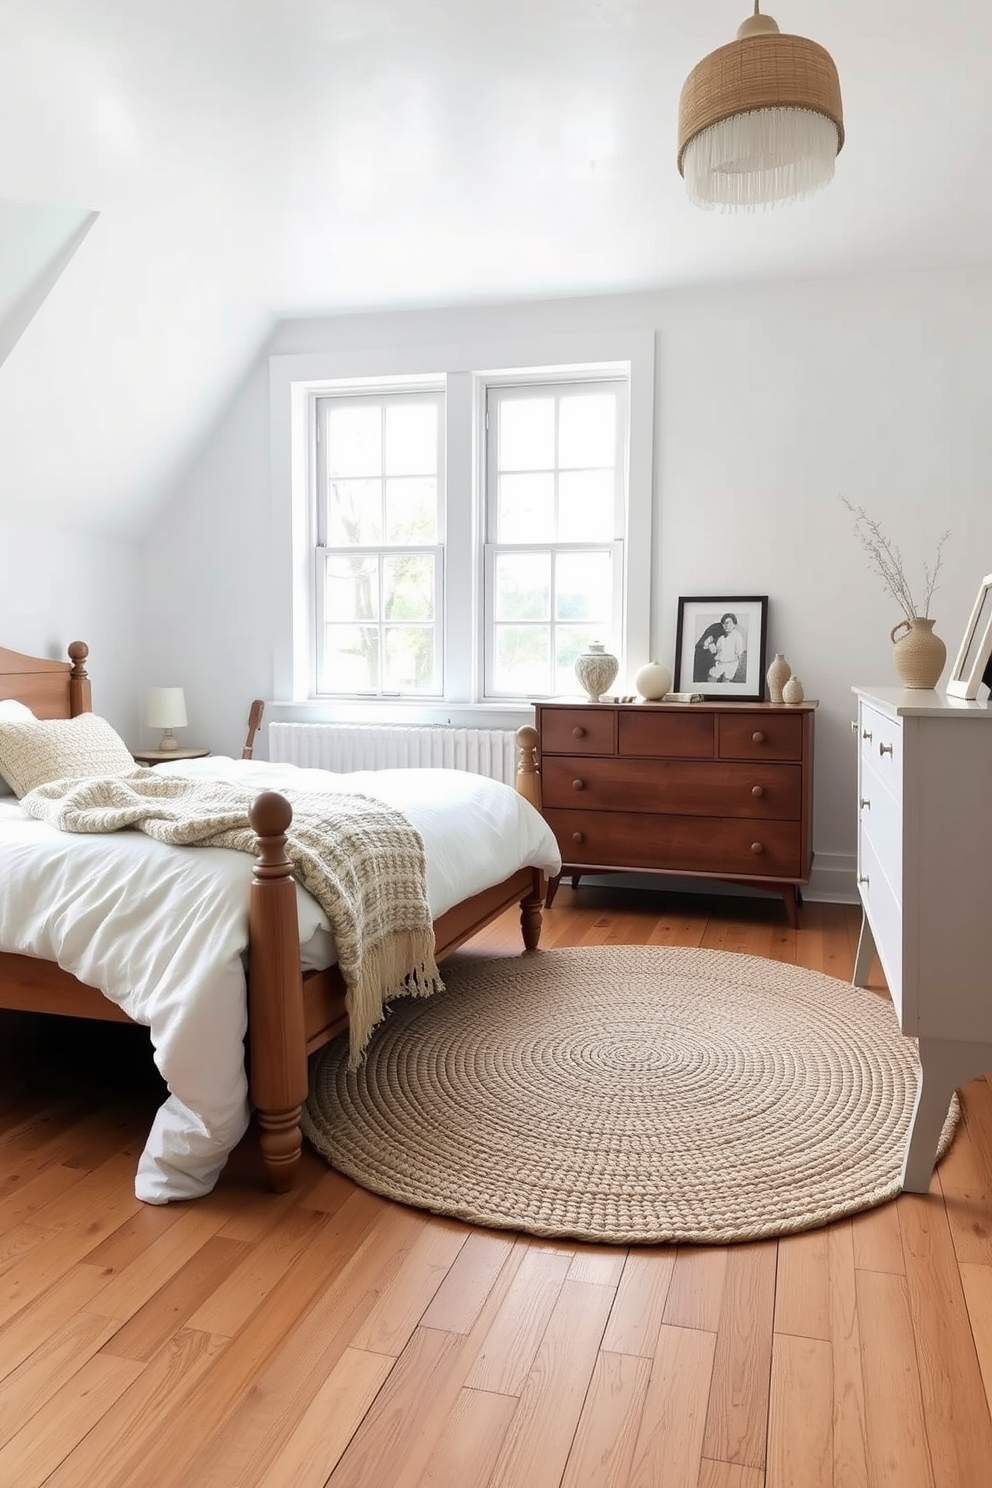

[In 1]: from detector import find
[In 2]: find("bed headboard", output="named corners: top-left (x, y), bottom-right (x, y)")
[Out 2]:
top-left (0, 641), bottom-right (92, 719)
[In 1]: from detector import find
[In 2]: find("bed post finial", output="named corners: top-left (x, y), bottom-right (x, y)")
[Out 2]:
top-left (514, 725), bottom-right (542, 814)
top-left (67, 641), bottom-right (92, 715)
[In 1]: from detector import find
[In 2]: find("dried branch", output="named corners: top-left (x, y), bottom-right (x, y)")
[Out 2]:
top-left (840, 497), bottom-right (950, 621)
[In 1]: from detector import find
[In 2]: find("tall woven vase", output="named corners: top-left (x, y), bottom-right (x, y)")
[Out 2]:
top-left (890, 617), bottom-right (946, 690)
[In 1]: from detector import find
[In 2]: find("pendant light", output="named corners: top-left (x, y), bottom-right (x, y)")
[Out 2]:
top-left (678, 3), bottom-right (844, 211)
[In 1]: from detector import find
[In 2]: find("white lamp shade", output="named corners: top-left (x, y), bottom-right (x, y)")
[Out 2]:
top-left (147, 686), bottom-right (188, 729)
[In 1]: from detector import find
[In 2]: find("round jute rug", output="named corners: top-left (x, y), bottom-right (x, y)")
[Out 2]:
top-left (301, 945), bottom-right (959, 1245)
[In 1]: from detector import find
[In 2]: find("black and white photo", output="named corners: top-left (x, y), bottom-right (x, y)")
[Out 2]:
top-left (674, 595), bottom-right (768, 701)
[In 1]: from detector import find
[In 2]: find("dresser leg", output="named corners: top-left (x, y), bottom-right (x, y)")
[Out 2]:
top-left (545, 873), bottom-right (562, 909)
top-left (852, 912), bottom-right (876, 988)
top-left (782, 885), bottom-right (800, 929)
top-left (902, 1037), bottom-right (992, 1192)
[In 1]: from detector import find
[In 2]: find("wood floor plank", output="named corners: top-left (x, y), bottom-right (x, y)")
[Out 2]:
top-left (851, 1197), bottom-right (905, 1276)
top-left (98, 1234), bottom-right (248, 1361)
top-left (774, 1227), bottom-right (830, 1344)
top-left (560, 1349), bottom-right (653, 1488)
top-left (663, 1246), bottom-right (729, 1333)
top-left (601, 1249), bottom-right (677, 1358)
top-left (898, 1192), bottom-right (992, 1487)
top-left (627, 1323), bottom-right (717, 1488)
top-left (254, 1346), bottom-right (396, 1488)
top-left (766, 1333), bottom-right (832, 1488)
top-left (937, 1078), bottom-right (992, 1265)
top-left (414, 1387), bottom-right (519, 1488)
top-left (464, 1244), bottom-right (573, 1396)
top-left (421, 1230), bottom-right (518, 1334)
top-left (701, 1242), bottom-right (776, 1471)
top-left (0, 1352), bottom-right (143, 1488)
top-left (697, 1462), bottom-right (764, 1488)
top-left (0, 1308), bottom-right (121, 1449)
top-left (0, 1263), bottom-right (112, 1385)
top-left (349, 1218), bottom-right (469, 1355)
top-left (958, 1262), bottom-right (992, 1417)
top-left (184, 1200), bottom-right (327, 1336)
top-left (857, 1268), bottom-right (934, 1487)
top-left (825, 1221), bottom-right (869, 1488)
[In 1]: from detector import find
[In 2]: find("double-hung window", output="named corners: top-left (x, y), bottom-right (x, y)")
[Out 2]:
top-left (484, 378), bottom-right (627, 699)
top-left (314, 388), bottom-right (445, 696)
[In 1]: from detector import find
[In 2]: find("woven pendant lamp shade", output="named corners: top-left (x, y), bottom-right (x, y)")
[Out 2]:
top-left (678, 8), bottom-right (843, 210)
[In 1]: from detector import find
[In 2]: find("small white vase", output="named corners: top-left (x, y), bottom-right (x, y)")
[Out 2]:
top-left (634, 661), bottom-right (671, 701)
top-left (782, 675), bottom-right (805, 704)
top-left (574, 643), bottom-right (618, 702)
top-left (766, 653), bottom-right (791, 705)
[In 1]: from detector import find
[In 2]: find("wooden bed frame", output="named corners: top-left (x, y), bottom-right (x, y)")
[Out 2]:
top-left (0, 642), bottom-right (547, 1193)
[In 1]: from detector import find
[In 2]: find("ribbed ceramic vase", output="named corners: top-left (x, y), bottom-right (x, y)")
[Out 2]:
top-left (766, 653), bottom-right (791, 704)
top-left (890, 617), bottom-right (946, 690)
top-left (575, 642), bottom-right (618, 702)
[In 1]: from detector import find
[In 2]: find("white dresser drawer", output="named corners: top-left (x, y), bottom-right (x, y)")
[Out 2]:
top-left (858, 824), bottom-right (905, 1024)
top-left (858, 754), bottom-right (903, 879)
top-left (858, 702), bottom-right (903, 796)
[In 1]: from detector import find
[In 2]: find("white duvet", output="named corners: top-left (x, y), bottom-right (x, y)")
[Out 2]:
top-left (0, 756), bottom-right (561, 1203)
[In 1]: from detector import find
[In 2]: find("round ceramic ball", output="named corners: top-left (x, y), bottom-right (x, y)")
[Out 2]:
top-left (634, 661), bottom-right (671, 701)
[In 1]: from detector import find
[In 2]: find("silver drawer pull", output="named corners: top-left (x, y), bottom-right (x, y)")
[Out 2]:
top-left (860, 797), bottom-right (871, 810)
top-left (751, 730), bottom-right (765, 744)
top-left (572, 726), bottom-right (586, 739)
top-left (750, 842), bottom-right (763, 854)
top-left (858, 873), bottom-right (870, 887)
top-left (879, 741), bottom-right (893, 757)
top-left (571, 778), bottom-right (585, 791)
top-left (862, 728), bottom-right (873, 742)
top-left (571, 831), bottom-right (584, 844)
top-left (751, 785), bottom-right (764, 798)
top-left (851, 720), bottom-right (858, 733)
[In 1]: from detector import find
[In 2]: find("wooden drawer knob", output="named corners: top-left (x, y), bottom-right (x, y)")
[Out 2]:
top-left (750, 842), bottom-right (764, 854)
top-left (572, 726), bottom-right (586, 738)
top-left (572, 778), bottom-right (585, 791)
top-left (751, 730), bottom-right (765, 744)
top-left (751, 785), bottom-right (764, 798)
top-left (571, 831), bottom-right (584, 844)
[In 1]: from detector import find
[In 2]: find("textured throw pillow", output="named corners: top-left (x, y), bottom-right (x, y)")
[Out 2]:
top-left (0, 699), bottom-right (35, 795)
top-left (0, 713), bottom-right (136, 799)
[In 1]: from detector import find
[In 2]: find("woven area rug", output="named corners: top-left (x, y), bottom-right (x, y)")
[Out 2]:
top-left (301, 945), bottom-right (959, 1245)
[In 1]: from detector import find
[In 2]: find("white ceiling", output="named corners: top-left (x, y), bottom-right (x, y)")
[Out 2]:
top-left (1, 0), bottom-right (991, 534)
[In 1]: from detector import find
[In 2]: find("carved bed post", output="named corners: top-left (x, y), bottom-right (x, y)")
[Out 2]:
top-left (248, 790), bottom-right (308, 1191)
top-left (67, 641), bottom-right (92, 715)
top-left (515, 725), bottom-right (545, 949)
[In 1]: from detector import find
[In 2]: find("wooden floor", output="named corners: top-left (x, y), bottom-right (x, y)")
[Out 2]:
top-left (2, 885), bottom-right (992, 1487)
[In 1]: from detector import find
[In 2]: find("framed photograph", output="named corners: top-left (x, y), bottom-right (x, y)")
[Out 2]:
top-left (946, 573), bottom-right (992, 699)
top-left (674, 595), bottom-right (769, 702)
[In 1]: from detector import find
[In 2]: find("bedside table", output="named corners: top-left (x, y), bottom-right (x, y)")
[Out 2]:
top-left (132, 747), bottom-right (211, 766)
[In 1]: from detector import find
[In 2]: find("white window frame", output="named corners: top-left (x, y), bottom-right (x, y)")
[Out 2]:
top-left (268, 328), bottom-right (655, 727)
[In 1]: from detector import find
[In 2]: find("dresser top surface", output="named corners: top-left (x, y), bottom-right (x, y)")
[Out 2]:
top-left (537, 697), bottom-right (818, 712)
top-left (853, 685), bottom-right (992, 719)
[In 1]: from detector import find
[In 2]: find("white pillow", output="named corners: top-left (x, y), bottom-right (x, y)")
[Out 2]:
top-left (0, 712), bottom-right (135, 799)
top-left (0, 699), bottom-right (35, 794)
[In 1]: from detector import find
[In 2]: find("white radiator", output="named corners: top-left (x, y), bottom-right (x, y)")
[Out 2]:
top-left (268, 722), bottom-right (519, 786)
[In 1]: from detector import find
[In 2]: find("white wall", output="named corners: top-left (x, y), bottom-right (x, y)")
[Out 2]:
top-left (1, 515), bottom-right (139, 732)
top-left (140, 264), bottom-right (992, 899)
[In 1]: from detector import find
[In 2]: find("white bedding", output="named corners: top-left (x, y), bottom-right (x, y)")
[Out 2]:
top-left (0, 756), bottom-right (561, 1203)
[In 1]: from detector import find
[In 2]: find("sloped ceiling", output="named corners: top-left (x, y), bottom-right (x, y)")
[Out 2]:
top-left (1, 0), bottom-right (992, 537)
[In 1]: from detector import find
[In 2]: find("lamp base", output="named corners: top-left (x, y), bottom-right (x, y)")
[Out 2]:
top-left (158, 730), bottom-right (179, 751)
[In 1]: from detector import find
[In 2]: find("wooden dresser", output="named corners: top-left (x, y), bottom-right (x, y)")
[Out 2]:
top-left (852, 685), bottom-right (992, 1191)
top-left (533, 698), bottom-right (816, 926)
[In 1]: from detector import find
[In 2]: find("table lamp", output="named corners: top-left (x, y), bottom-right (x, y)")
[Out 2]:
top-left (147, 686), bottom-right (187, 751)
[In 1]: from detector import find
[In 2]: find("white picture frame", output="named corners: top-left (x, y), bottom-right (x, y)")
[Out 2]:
top-left (946, 573), bottom-right (992, 699)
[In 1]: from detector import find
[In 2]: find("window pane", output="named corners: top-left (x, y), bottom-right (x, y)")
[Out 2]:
top-left (495, 552), bottom-right (551, 621)
top-left (559, 393), bottom-right (616, 468)
top-left (493, 625), bottom-right (550, 695)
top-left (327, 479), bottom-right (383, 545)
top-left (498, 472), bottom-right (555, 543)
top-left (322, 625), bottom-right (379, 690)
top-left (385, 478), bottom-right (438, 543)
top-left (555, 550), bottom-right (613, 622)
top-left (385, 403), bottom-right (437, 477)
top-left (326, 405), bottom-right (381, 478)
top-left (383, 553), bottom-right (435, 621)
top-left (384, 627), bottom-right (437, 693)
top-left (499, 397), bottom-right (555, 471)
top-left (557, 470), bottom-right (615, 541)
top-left (324, 554), bottom-right (379, 621)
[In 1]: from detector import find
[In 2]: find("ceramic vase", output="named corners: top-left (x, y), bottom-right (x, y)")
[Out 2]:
top-left (890, 617), bottom-right (946, 689)
top-left (634, 660), bottom-right (671, 701)
top-left (575, 642), bottom-right (619, 702)
top-left (766, 653), bottom-right (791, 704)
top-left (782, 675), bottom-right (805, 704)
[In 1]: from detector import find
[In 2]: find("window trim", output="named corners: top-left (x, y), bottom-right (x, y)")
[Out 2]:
top-left (269, 328), bottom-right (655, 723)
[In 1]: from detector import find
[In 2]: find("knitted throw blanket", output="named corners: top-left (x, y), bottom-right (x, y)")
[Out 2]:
top-left (21, 770), bottom-right (443, 1066)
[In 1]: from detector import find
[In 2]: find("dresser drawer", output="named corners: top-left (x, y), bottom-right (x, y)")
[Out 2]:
top-left (858, 703), bottom-right (903, 795)
top-left (858, 754), bottom-right (903, 878)
top-left (548, 809), bottom-right (804, 879)
top-left (539, 708), bottom-right (616, 756)
top-left (542, 756), bottom-right (803, 819)
top-left (718, 712), bottom-right (804, 761)
top-left (618, 710), bottom-right (715, 759)
top-left (858, 825), bottom-right (905, 1024)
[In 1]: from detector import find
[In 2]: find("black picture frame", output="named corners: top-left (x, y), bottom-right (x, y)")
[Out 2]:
top-left (673, 595), bottom-right (769, 702)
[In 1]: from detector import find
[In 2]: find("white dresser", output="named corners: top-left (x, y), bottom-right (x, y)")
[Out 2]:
top-left (852, 686), bottom-right (992, 1191)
